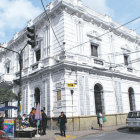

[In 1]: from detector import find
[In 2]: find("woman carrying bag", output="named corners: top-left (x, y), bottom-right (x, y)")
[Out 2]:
top-left (97, 112), bottom-right (107, 130)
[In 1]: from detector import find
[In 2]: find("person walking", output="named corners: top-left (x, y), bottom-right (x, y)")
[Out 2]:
top-left (58, 112), bottom-right (67, 137)
top-left (97, 112), bottom-right (103, 130)
top-left (40, 110), bottom-right (47, 135)
top-left (0, 113), bottom-right (3, 130)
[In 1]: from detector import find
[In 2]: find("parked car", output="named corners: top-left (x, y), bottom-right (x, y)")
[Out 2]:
top-left (126, 111), bottom-right (140, 131)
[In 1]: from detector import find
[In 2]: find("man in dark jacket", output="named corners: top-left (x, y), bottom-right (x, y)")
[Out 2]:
top-left (29, 112), bottom-right (36, 127)
top-left (58, 112), bottom-right (67, 137)
top-left (41, 110), bottom-right (47, 135)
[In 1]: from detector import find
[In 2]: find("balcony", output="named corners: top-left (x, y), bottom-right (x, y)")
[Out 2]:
top-left (0, 74), bottom-right (14, 82)
top-left (0, 73), bottom-right (14, 86)
top-left (127, 67), bottom-right (133, 72)
top-left (64, 52), bottom-right (105, 69)
top-left (30, 61), bottom-right (44, 73)
top-left (32, 63), bottom-right (39, 70)
top-left (94, 58), bottom-right (104, 65)
top-left (15, 72), bottom-right (20, 78)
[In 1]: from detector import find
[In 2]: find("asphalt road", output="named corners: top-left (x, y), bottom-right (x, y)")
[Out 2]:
top-left (76, 128), bottom-right (140, 140)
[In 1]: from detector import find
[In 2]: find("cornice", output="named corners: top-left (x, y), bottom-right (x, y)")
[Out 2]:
top-left (60, 1), bottom-right (140, 45)
top-left (63, 61), bottom-right (140, 82)
top-left (21, 60), bottom-right (140, 83)
top-left (4, 0), bottom-right (140, 51)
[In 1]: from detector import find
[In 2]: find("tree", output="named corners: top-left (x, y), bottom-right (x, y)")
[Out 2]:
top-left (0, 88), bottom-right (18, 117)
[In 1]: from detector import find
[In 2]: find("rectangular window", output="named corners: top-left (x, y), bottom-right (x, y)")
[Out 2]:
top-left (7, 67), bottom-right (10, 73)
top-left (57, 91), bottom-right (61, 101)
top-left (36, 49), bottom-right (41, 61)
top-left (124, 55), bottom-right (129, 66)
top-left (91, 44), bottom-right (98, 57)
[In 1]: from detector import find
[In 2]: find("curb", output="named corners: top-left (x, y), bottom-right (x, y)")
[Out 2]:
top-left (10, 126), bottom-right (127, 140)
top-left (117, 126), bottom-right (127, 130)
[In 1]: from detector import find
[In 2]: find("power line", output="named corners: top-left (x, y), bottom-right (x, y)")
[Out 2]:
top-left (40, 0), bottom-right (64, 51)
top-left (41, 1), bottom-right (140, 66)
top-left (65, 16), bottom-right (140, 52)
top-left (109, 58), bottom-right (140, 68)
top-left (0, 45), bottom-right (19, 54)
top-left (100, 49), bottom-right (140, 57)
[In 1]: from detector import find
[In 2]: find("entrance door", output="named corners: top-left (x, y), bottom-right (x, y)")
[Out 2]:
top-left (34, 87), bottom-right (40, 107)
top-left (94, 83), bottom-right (104, 114)
top-left (128, 87), bottom-right (136, 111)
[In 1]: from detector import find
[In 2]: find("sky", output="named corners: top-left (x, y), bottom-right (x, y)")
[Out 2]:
top-left (0, 0), bottom-right (140, 43)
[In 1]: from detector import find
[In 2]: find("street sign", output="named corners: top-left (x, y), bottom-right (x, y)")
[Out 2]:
top-left (67, 83), bottom-right (75, 87)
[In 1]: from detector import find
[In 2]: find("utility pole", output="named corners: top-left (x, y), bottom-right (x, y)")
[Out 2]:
top-left (71, 90), bottom-right (74, 131)
top-left (0, 43), bottom-right (29, 129)
top-left (0, 24), bottom-right (36, 129)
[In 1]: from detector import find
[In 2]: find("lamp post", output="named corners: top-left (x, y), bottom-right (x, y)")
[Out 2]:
top-left (0, 24), bottom-right (36, 128)
top-left (0, 43), bottom-right (27, 129)
top-left (71, 89), bottom-right (74, 131)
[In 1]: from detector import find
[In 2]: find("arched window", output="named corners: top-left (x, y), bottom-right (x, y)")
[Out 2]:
top-left (128, 87), bottom-right (136, 111)
top-left (34, 88), bottom-right (40, 107)
top-left (94, 83), bottom-right (105, 114)
top-left (5, 59), bottom-right (10, 73)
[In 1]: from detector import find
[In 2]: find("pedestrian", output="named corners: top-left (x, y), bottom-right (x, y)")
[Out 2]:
top-left (0, 113), bottom-right (3, 130)
top-left (29, 112), bottom-right (36, 127)
top-left (40, 110), bottom-right (47, 135)
top-left (97, 111), bottom-right (103, 130)
top-left (43, 107), bottom-right (45, 112)
top-left (31, 107), bottom-right (36, 115)
top-left (58, 112), bottom-right (67, 137)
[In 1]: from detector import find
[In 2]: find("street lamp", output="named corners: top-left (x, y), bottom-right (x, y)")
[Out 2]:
top-left (71, 89), bottom-right (74, 131)
top-left (0, 25), bottom-right (37, 129)
top-left (0, 43), bottom-right (28, 129)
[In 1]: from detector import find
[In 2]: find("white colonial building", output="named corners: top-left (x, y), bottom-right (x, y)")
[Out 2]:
top-left (1, 0), bottom-right (140, 129)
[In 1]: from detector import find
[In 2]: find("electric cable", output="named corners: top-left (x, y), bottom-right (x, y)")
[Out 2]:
top-left (40, 0), bottom-right (64, 51)
top-left (65, 16), bottom-right (140, 52)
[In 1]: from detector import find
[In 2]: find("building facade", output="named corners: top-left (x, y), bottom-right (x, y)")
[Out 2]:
top-left (1, 0), bottom-right (140, 129)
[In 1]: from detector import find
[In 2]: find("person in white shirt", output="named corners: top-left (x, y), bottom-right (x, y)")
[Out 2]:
top-left (97, 112), bottom-right (103, 130)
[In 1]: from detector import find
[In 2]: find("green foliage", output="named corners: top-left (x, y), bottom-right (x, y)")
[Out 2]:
top-left (0, 88), bottom-right (18, 104)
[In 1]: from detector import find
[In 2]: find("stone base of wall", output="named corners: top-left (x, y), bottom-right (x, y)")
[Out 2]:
top-left (47, 113), bottom-right (127, 131)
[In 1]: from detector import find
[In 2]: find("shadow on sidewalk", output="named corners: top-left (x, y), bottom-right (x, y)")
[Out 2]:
top-left (117, 127), bottom-right (140, 135)
top-left (91, 127), bottom-right (100, 130)
top-left (54, 132), bottom-right (61, 136)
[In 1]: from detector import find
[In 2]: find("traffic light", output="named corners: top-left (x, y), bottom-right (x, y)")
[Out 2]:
top-left (27, 25), bottom-right (36, 48)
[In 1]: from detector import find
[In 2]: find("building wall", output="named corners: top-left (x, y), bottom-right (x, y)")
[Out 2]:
top-left (63, 69), bottom-right (140, 117)
top-left (0, 1), bottom-right (140, 130)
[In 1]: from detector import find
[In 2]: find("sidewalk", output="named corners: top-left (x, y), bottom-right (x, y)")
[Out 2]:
top-left (10, 125), bottom-right (126, 140)
top-left (54, 124), bottom-right (126, 140)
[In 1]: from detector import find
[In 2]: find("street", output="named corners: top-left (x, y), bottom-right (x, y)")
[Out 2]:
top-left (76, 128), bottom-right (140, 140)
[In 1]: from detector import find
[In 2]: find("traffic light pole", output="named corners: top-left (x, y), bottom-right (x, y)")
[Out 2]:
top-left (0, 43), bottom-right (28, 129)
top-left (0, 24), bottom-right (35, 129)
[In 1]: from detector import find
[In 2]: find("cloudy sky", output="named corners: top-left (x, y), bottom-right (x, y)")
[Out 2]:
top-left (0, 0), bottom-right (140, 43)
